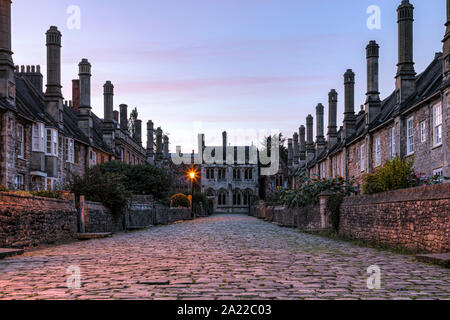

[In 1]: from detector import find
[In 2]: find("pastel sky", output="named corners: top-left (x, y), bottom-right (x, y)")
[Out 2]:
top-left (11, 0), bottom-right (446, 152)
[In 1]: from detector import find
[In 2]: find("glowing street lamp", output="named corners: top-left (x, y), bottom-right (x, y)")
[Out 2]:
top-left (185, 167), bottom-right (199, 215)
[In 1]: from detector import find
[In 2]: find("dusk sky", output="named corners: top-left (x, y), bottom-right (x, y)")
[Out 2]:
top-left (11, 0), bottom-right (445, 152)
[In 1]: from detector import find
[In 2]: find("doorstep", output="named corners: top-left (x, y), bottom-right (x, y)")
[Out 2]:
top-left (416, 253), bottom-right (450, 268)
top-left (0, 248), bottom-right (24, 259)
top-left (76, 233), bottom-right (112, 240)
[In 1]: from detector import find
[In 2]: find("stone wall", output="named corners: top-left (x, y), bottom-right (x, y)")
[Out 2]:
top-left (0, 192), bottom-right (78, 248)
top-left (251, 202), bottom-right (321, 230)
top-left (81, 198), bottom-right (125, 233)
top-left (339, 184), bottom-right (450, 253)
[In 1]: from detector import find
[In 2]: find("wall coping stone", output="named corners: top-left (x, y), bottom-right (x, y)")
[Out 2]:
top-left (0, 191), bottom-right (72, 204)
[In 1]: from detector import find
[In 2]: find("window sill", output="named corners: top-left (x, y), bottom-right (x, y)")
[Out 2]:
top-left (17, 156), bottom-right (25, 160)
top-left (432, 143), bottom-right (442, 150)
top-left (406, 152), bottom-right (414, 157)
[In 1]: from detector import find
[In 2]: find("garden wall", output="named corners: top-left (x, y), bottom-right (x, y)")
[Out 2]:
top-left (0, 192), bottom-right (78, 248)
top-left (251, 202), bottom-right (321, 230)
top-left (339, 184), bottom-right (450, 253)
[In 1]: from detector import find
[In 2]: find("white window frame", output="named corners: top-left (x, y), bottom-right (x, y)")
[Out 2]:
top-left (433, 103), bottom-right (442, 146)
top-left (375, 137), bottom-right (381, 166)
top-left (65, 138), bottom-right (75, 163)
top-left (360, 144), bottom-right (365, 172)
top-left (45, 128), bottom-right (58, 157)
top-left (406, 117), bottom-right (414, 156)
top-left (17, 124), bottom-right (24, 159)
top-left (15, 174), bottom-right (24, 190)
top-left (91, 150), bottom-right (97, 167)
top-left (419, 121), bottom-right (426, 143)
top-left (432, 168), bottom-right (443, 182)
top-left (32, 122), bottom-right (45, 152)
top-left (391, 127), bottom-right (396, 159)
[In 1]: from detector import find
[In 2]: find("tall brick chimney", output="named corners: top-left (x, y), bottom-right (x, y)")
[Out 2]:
top-left (45, 26), bottom-right (63, 126)
top-left (103, 81), bottom-right (114, 149)
top-left (365, 41), bottom-right (381, 124)
top-left (119, 104), bottom-right (128, 131)
top-left (0, 0), bottom-right (15, 104)
top-left (396, 0), bottom-right (416, 104)
top-left (135, 119), bottom-right (142, 145)
top-left (443, 0), bottom-right (450, 81)
top-left (113, 110), bottom-right (119, 123)
top-left (343, 69), bottom-right (356, 139)
top-left (72, 79), bottom-right (80, 112)
top-left (287, 138), bottom-right (293, 167)
top-left (146, 120), bottom-right (154, 161)
top-left (293, 132), bottom-right (299, 165)
top-left (315, 103), bottom-right (326, 155)
top-left (327, 89), bottom-right (338, 148)
top-left (77, 59), bottom-right (93, 142)
top-left (155, 127), bottom-right (163, 160)
top-left (306, 114), bottom-right (315, 162)
top-left (299, 125), bottom-right (306, 164)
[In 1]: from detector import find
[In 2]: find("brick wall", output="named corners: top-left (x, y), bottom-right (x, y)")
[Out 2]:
top-left (339, 184), bottom-right (450, 253)
top-left (0, 192), bottom-right (78, 248)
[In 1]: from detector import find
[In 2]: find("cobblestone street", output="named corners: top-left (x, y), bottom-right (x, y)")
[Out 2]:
top-left (0, 214), bottom-right (449, 300)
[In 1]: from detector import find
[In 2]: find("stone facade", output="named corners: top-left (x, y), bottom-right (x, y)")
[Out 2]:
top-left (0, 192), bottom-right (78, 248)
top-left (339, 184), bottom-right (450, 253)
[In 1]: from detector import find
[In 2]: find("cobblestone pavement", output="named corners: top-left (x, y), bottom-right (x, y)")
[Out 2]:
top-left (0, 214), bottom-right (449, 300)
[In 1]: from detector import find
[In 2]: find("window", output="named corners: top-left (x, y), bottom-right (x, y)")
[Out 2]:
top-left (245, 169), bottom-right (253, 180)
top-left (420, 121), bottom-right (426, 143)
top-left (46, 128), bottom-right (58, 156)
top-left (391, 127), bottom-right (396, 159)
top-left (91, 150), bottom-right (97, 167)
top-left (74, 145), bottom-right (80, 164)
top-left (406, 117), bottom-right (414, 155)
top-left (433, 103), bottom-right (442, 146)
top-left (375, 137), bottom-right (381, 166)
top-left (354, 148), bottom-right (359, 165)
top-left (32, 122), bottom-right (45, 152)
top-left (218, 168), bottom-right (226, 180)
top-left (17, 124), bottom-right (24, 158)
top-left (15, 174), bottom-right (24, 190)
top-left (218, 192), bottom-right (227, 206)
top-left (360, 144), bottom-right (365, 172)
top-left (432, 168), bottom-right (443, 182)
top-left (65, 138), bottom-right (75, 163)
top-left (233, 168), bottom-right (241, 180)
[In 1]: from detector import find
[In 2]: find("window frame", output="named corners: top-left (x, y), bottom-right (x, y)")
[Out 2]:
top-left (360, 144), bottom-right (365, 172)
top-left (17, 123), bottom-right (24, 159)
top-left (419, 121), bottom-right (426, 143)
top-left (433, 103), bottom-right (442, 147)
top-left (391, 126), bottom-right (396, 159)
top-left (406, 117), bottom-right (414, 156)
top-left (375, 137), bottom-right (381, 166)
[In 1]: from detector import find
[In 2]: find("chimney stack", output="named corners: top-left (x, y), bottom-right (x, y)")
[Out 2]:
top-left (287, 138), bottom-right (293, 167)
top-left (293, 132), bottom-right (299, 166)
top-left (0, 0), bottom-right (14, 103)
top-left (103, 81), bottom-right (114, 125)
top-left (72, 79), bottom-right (80, 112)
top-left (315, 103), bottom-right (326, 155)
top-left (119, 104), bottom-right (128, 131)
top-left (147, 120), bottom-right (154, 161)
top-left (306, 115), bottom-right (315, 162)
top-left (113, 110), bottom-right (119, 123)
top-left (45, 26), bottom-right (63, 125)
top-left (327, 90), bottom-right (338, 148)
top-left (365, 41), bottom-right (381, 124)
top-left (299, 125), bottom-right (306, 164)
top-left (396, 0), bottom-right (416, 104)
top-left (443, 0), bottom-right (450, 80)
top-left (135, 119), bottom-right (142, 145)
top-left (343, 69), bottom-right (356, 139)
top-left (78, 59), bottom-right (91, 110)
top-left (222, 131), bottom-right (227, 148)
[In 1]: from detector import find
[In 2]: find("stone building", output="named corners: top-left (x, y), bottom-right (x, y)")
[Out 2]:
top-left (284, 0), bottom-right (449, 188)
top-left (0, 0), bottom-right (166, 191)
top-left (199, 132), bottom-right (259, 213)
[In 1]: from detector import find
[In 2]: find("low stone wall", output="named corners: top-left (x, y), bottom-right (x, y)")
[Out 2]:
top-left (339, 184), bottom-right (450, 253)
top-left (0, 192), bottom-right (78, 248)
top-left (251, 202), bottom-right (321, 230)
top-left (127, 195), bottom-right (154, 227)
top-left (154, 205), bottom-right (192, 225)
top-left (81, 198), bottom-right (125, 233)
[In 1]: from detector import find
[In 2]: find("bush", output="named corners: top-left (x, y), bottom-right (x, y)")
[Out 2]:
top-left (281, 169), bottom-right (356, 208)
top-left (69, 168), bottom-right (131, 215)
top-left (30, 190), bottom-right (63, 199)
top-left (171, 193), bottom-right (190, 208)
top-left (192, 192), bottom-right (214, 215)
top-left (362, 172), bottom-right (381, 195)
top-left (0, 185), bottom-right (8, 192)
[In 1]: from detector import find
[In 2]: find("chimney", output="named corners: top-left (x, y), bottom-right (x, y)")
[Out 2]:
top-left (287, 138), bottom-right (293, 167)
top-left (365, 41), bottom-right (381, 124)
top-left (315, 103), bottom-right (326, 154)
top-left (343, 69), bottom-right (356, 139)
top-left (72, 79), bottom-right (80, 112)
top-left (146, 120), bottom-right (154, 160)
top-left (103, 81), bottom-right (114, 125)
top-left (293, 132), bottom-right (299, 165)
top-left (155, 127), bottom-right (163, 160)
top-left (45, 26), bottom-right (63, 125)
top-left (0, 0), bottom-right (15, 103)
top-left (299, 125), bottom-right (306, 163)
top-left (78, 59), bottom-right (91, 110)
top-left (327, 89), bottom-right (338, 148)
top-left (396, 0), bottom-right (416, 104)
top-left (163, 135), bottom-right (169, 159)
top-left (306, 114), bottom-right (315, 162)
top-left (135, 119), bottom-right (142, 145)
top-left (443, 0), bottom-right (450, 80)
top-left (113, 110), bottom-right (119, 123)
top-left (119, 104), bottom-right (128, 131)
top-left (15, 64), bottom-right (43, 93)
top-left (222, 131), bottom-right (227, 148)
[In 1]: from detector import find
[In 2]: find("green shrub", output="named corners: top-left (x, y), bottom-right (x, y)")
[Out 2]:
top-left (361, 172), bottom-right (381, 195)
top-left (171, 193), bottom-right (190, 208)
top-left (0, 185), bottom-right (8, 192)
top-left (192, 192), bottom-right (212, 214)
top-left (281, 169), bottom-right (356, 208)
top-left (30, 190), bottom-right (63, 199)
top-left (69, 168), bottom-right (131, 215)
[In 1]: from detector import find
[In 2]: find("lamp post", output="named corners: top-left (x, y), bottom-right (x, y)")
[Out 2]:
top-left (188, 171), bottom-right (196, 217)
